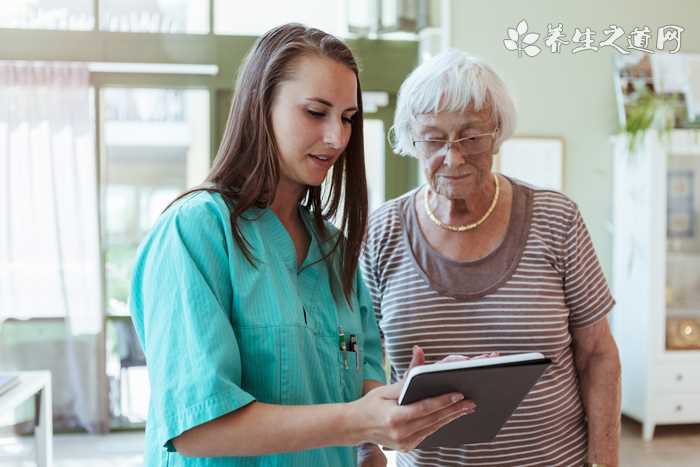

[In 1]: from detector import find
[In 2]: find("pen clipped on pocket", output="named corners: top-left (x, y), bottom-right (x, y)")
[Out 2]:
top-left (348, 334), bottom-right (360, 371)
top-left (338, 327), bottom-right (361, 371)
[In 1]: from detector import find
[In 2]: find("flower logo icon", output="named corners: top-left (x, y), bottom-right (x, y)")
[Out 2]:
top-left (504, 19), bottom-right (541, 57)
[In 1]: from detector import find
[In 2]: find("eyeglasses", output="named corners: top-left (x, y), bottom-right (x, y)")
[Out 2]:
top-left (412, 129), bottom-right (499, 157)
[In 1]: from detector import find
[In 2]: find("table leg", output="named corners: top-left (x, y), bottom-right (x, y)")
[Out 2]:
top-left (642, 420), bottom-right (655, 442)
top-left (35, 381), bottom-right (53, 467)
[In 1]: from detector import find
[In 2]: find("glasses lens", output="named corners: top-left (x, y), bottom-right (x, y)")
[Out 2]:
top-left (416, 140), bottom-right (446, 156)
top-left (456, 135), bottom-right (492, 154)
top-left (416, 134), bottom-right (494, 156)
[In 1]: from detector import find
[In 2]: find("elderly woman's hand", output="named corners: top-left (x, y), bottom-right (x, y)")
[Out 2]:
top-left (437, 352), bottom-right (500, 364)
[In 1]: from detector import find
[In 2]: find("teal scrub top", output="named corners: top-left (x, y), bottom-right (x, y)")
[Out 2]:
top-left (129, 191), bottom-right (386, 467)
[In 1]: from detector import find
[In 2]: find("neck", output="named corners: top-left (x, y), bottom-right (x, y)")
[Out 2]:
top-left (270, 177), bottom-right (306, 224)
top-left (429, 174), bottom-right (497, 225)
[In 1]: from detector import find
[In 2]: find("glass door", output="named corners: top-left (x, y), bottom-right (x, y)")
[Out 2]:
top-left (100, 87), bottom-right (210, 426)
top-left (666, 150), bottom-right (700, 351)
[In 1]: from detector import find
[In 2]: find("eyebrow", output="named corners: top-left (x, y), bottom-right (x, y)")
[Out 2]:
top-left (306, 97), bottom-right (358, 113)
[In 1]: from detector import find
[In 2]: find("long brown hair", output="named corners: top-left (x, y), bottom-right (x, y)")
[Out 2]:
top-left (171, 23), bottom-right (367, 303)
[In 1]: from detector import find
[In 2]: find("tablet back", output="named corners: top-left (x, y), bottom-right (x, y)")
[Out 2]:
top-left (400, 360), bottom-right (550, 448)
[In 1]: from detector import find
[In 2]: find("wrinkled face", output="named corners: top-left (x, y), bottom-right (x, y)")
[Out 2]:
top-left (271, 55), bottom-right (358, 190)
top-left (412, 103), bottom-right (497, 200)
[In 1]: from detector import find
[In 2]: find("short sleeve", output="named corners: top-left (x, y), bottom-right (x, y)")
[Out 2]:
top-left (129, 195), bottom-right (255, 449)
top-left (562, 205), bottom-right (615, 328)
top-left (356, 269), bottom-right (386, 384)
top-left (360, 226), bottom-right (384, 342)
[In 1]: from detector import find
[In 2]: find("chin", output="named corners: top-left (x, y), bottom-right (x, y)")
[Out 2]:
top-left (302, 176), bottom-right (326, 188)
top-left (434, 184), bottom-right (473, 200)
top-left (309, 172), bottom-right (329, 185)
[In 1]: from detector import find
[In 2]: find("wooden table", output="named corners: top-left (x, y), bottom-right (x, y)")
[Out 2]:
top-left (0, 371), bottom-right (52, 467)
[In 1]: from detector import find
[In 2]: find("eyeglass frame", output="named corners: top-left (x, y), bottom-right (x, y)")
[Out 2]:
top-left (412, 128), bottom-right (500, 157)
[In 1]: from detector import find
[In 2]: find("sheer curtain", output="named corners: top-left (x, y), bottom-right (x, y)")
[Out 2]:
top-left (0, 61), bottom-right (104, 432)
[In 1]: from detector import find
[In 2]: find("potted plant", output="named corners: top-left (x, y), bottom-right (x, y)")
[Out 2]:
top-left (623, 88), bottom-right (678, 152)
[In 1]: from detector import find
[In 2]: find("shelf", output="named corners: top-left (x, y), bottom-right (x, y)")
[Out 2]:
top-left (669, 129), bottom-right (700, 155)
top-left (666, 307), bottom-right (700, 317)
top-left (661, 349), bottom-right (700, 360)
top-left (666, 252), bottom-right (700, 260)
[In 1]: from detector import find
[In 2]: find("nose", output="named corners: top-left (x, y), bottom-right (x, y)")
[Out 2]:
top-left (323, 119), bottom-right (346, 150)
top-left (442, 143), bottom-right (465, 167)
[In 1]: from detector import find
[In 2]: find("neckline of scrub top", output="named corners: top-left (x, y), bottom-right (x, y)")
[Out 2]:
top-left (256, 206), bottom-right (325, 275)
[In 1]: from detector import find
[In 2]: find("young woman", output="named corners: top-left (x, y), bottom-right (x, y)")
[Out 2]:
top-left (129, 24), bottom-right (474, 467)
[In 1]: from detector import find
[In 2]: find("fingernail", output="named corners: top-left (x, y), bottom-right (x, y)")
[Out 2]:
top-left (451, 394), bottom-right (464, 403)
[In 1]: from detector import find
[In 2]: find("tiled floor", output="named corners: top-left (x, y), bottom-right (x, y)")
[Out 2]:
top-left (0, 431), bottom-right (144, 467)
top-left (617, 418), bottom-right (700, 467)
top-left (0, 418), bottom-right (698, 466)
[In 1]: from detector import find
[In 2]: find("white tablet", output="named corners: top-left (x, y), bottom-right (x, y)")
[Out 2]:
top-left (398, 352), bottom-right (551, 448)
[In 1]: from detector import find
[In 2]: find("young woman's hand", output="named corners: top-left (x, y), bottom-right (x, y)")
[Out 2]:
top-left (348, 346), bottom-right (476, 452)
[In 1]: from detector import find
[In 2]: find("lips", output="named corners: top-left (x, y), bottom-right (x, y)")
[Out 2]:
top-left (309, 154), bottom-right (332, 162)
top-left (308, 153), bottom-right (335, 168)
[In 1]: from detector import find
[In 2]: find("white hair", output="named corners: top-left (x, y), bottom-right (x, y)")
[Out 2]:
top-left (390, 49), bottom-right (517, 157)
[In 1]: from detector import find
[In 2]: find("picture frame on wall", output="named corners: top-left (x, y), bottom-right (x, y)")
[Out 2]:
top-left (494, 136), bottom-right (564, 191)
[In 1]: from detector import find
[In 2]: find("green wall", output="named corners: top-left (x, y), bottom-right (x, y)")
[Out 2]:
top-left (447, 0), bottom-right (700, 279)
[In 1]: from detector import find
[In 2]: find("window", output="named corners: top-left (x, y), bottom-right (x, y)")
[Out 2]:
top-left (214, 0), bottom-right (342, 36)
top-left (100, 0), bottom-right (209, 34)
top-left (102, 87), bottom-right (210, 317)
top-left (0, 0), bottom-right (94, 30)
top-left (101, 87), bottom-right (210, 425)
top-left (0, 62), bottom-right (97, 322)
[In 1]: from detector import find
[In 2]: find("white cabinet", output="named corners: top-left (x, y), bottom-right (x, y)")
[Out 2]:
top-left (612, 130), bottom-right (700, 441)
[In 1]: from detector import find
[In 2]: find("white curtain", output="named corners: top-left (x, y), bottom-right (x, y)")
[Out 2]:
top-left (0, 61), bottom-right (102, 336)
top-left (0, 61), bottom-right (104, 433)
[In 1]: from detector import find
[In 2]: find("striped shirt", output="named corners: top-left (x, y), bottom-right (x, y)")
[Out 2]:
top-left (361, 178), bottom-right (614, 467)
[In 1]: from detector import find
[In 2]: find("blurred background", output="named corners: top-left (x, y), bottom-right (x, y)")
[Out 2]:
top-left (0, 1), bottom-right (698, 466)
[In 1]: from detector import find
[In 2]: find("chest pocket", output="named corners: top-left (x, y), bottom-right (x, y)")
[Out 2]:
top-left (278, 301), bottom-right (365, 405)
top-left (336, 298), bottom-right (366, 402)
top-left (233, 253), bottom-right (367, 406)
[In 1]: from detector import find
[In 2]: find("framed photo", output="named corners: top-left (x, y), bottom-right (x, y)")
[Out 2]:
top-left (494, 136), bottom-right (564, 191)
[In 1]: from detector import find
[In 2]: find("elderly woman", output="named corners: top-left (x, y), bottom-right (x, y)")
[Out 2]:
top-left (361, 49), bottom-right (621, 467)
